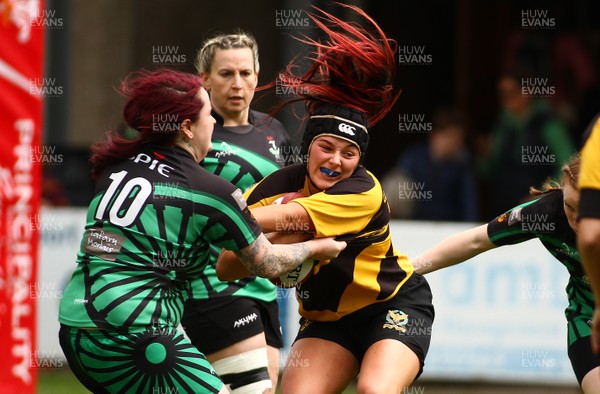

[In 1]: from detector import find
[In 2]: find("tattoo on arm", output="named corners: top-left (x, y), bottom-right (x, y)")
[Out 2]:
top-left (236, 235), bottom-right (310, 278)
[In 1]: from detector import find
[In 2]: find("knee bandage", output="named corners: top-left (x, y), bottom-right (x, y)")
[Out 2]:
top-left (211, 348), bottom-right (272, 394)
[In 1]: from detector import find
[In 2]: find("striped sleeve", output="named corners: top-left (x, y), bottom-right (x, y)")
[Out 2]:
top-left (193, 178), bottom-right (261, 251)
top-left (487, 192), bottom-right (560, 246)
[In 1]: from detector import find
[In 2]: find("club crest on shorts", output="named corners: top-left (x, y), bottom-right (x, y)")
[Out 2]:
top-left (299, 319), bottom-right (313, 332)
top-left (383, 309), bottom-right (408, 332)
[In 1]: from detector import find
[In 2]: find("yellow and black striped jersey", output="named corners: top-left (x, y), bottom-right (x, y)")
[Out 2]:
top-left (245, 163), bottom-right (414, 321)
top-left (580, 114), bottom-right (600, 218)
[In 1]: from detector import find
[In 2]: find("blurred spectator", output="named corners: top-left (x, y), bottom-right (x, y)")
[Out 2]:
top-left (383, 108), bottom-right (478, 222)
top-left (477, 73), bottom-right (576, 216)
top-left (501, 4), bottom-right (599, 144)
top-left (41, 173), bottom-right (69, 206)
top-left (41, 147), bottom-right (95, 206)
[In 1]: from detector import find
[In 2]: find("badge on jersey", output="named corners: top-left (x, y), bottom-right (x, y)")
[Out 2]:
top-left (82, 228), bottom-right (125, 261)
top-left (266, 136), bottom-right (283, 163)
top-left (231, 188), bottom-right (248, 210)
top-left (508, 207), bottom-right (523, 226)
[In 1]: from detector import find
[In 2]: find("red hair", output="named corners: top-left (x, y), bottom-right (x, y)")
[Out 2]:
top-left (90, 69), bottom-right (203, 181)
top-left (271, 3), bottom-right (399, 126)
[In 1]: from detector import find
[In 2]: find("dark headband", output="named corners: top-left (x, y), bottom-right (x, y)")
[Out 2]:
top-left (301, 104), bottom-right (369, 162)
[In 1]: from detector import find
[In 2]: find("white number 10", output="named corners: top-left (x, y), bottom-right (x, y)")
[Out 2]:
top-left (94, 170), bottom-right (152, 226)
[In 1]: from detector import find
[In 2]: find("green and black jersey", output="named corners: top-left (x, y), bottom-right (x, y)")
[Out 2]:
top-left (58, 145), bottom-right (261, 331)
top-left (190, 110), bottom-right (292, 301)
top-left (487, 190), bottom-right (594, 346)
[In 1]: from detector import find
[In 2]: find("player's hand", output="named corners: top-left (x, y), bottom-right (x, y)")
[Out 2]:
top-left (591, 307), bottom-right (600, 354)
top-left (307, 237), bottom-right (346, 261)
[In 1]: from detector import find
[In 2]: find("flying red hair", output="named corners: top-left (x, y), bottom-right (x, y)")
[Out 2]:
top-left (273, 3), bottom-right (400, 126)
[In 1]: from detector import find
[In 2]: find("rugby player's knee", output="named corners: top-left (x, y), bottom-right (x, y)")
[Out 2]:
top-left (212, 348), bottom-right (272, 393)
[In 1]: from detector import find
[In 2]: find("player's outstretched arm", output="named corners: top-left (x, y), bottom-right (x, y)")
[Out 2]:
top-left (251, 201), bottom-right (315, 233)
top-left (215, 232), bottom-right (312, 280)
top-left (411, 224), bottom-right (496, 274)
top-left (216, 233), bottom-right (345, 280)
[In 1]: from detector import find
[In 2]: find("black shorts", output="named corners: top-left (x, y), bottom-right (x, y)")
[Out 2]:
top-left (568, 335), bottom-right (600, 385)
top-left (294, 273), bottom-right (434, 378)
top-left (182, 296), bottom-right (283, 354)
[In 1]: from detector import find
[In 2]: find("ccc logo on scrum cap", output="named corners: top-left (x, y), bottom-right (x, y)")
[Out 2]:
top-left (338, 123), bottom-right (356, 136)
